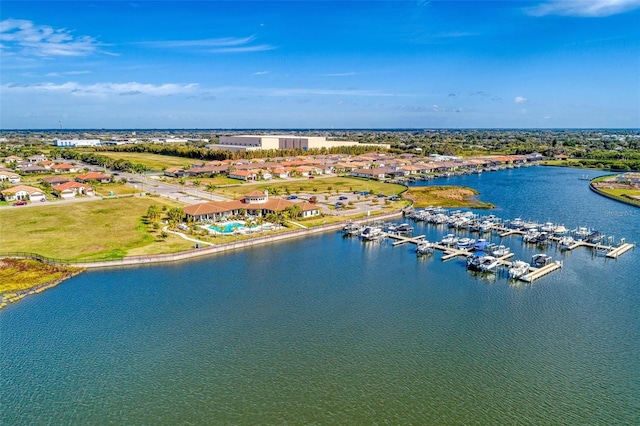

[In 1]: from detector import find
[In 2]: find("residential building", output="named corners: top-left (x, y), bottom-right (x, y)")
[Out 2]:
top-left (1, 185), bottom-right (46, 202)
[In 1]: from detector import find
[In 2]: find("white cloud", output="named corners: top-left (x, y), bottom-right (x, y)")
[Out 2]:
top-left (208, 44), bottom-right (275, 53)
top-left (2, 81), bottom-right (198, 96)
top-left (45, 70), bottom-right (92, 77)
top-left (138, 35), bottom-right (276, 53)
top-left (514, 96), bottom-right (528, 103)
top-left (252, 71), bottom-right (269, 76)
top-left (527, 0), bottom-right (640, 17)
top-left (0, 19), bottom-right (102, 57)
top-left (138, 36), bottom-right (256, 48)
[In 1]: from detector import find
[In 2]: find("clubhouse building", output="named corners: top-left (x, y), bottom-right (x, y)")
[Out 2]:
top-left (183, 190), bottom-right (321, 222)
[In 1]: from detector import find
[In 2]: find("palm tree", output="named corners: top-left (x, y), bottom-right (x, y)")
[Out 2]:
top-left (147, 204), bottom-right (161, 222)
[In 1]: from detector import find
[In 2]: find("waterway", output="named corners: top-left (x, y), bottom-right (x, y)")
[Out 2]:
top-left (2, 167), bottom-right (639, 424)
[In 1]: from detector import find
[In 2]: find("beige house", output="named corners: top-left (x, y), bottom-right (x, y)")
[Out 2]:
top-left (1, 185), bottom-right (46, 202)
top-left (53, 182), bottom-right (94, 199)
top-left (0, 170), bottom-right (21, 184)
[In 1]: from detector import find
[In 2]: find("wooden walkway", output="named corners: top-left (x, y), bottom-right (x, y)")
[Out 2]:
top-left (521, 262), bottom-right (563, 283)
top-left (606, 243), bottom-right (635, 258)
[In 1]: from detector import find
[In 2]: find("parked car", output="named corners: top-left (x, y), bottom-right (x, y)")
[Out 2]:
top-left (308, 175), bottom-right (314, 179)
top-left (335, 201), bottom-right (344, 208)
top-left (288, 195), bottom-right (298, 200)
top-left (13, 200), bottom-right (27, 206)
top-left (338, 195), bottom-right (348, 200)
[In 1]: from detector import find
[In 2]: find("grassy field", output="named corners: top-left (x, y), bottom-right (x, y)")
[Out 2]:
top-left (405, 185), bottom-right (494, 209)
top-left (212, 177), bottom-right (406, 198)
top-left (98, 152), bottom-right (199, 170)
top-left (0, 197), bottom-right (193, 261)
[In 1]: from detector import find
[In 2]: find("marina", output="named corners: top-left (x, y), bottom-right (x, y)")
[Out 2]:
top-left (345, 206), bottom-right (634, 283)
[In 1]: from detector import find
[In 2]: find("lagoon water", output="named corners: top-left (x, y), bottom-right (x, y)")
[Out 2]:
top-left (2, 167), bottom-right (639, 424)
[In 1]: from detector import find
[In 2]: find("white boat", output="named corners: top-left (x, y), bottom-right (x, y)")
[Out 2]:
top-left (540, 222), bottom-right (556, 232)
top-left (456, 237), bottom-right (475, 250)
top-left (511, 218), bottom-right (524, 229)
top-left (478, 256), bottom-right (499, 272)
top-left (466, 254), bottom-right (499, 272)
top-left (416, 240), bottom-right (435, 255)
top-left (508, 260), bottom-right (530, 279)
top-left (522, 221), bottom-right (540, 231)
top-left (441, 234), bottom-right (458, 246)
top-left (342, 222), bottom-right (362, 236)
top-left (360, 226), bottom-right (384, 241)
top-left (491, 244), bottom-right (511, 257)
top-left (531, 253), bottom-right (553, 267)
top-left (523, 230), bottom-right (540, 243)
top-left (559, 236), bottom-right (575, 250)
top-left (574, 227), bottom-right (591, 240)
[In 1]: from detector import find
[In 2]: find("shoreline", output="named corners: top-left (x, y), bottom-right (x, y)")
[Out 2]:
top-left (0, 268), bottom-right (85, 311)
top-left (3, 210), bottom-right (406, 270)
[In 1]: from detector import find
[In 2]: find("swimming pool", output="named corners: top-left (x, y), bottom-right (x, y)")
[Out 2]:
top-left (208, 221), bottom-right (246, 234)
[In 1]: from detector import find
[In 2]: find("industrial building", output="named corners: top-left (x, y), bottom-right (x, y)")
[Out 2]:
top-left (54, 139), bottom-right (102, 147)
top-left (206, 135), bottom-right (389, 152)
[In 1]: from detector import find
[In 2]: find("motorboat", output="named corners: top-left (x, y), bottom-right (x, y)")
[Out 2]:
top-left (441, 234), bottom-right (458, 246)
top-left (531, 253), bottom-right (553, 267)
top-left (467, 254), bottom-right (499, 272)
top-left (342, 222), bottom-right (362, 236)
top-left (559, 236), bottom-right (575, 250)
top-left (456, 237), bottom-right (475, 250)
top-left (540, 222), bottom-right (556, 232)
top-left (491, 244), bottom-right (511, 257)
top-left (511, 218), bottom-right (524, 229)
top-left (360, 226), bottom-right (384, 241)
top-left (474, 239), bottom-right (491, 251)
top-left (523, 230), bottom-right (541, 243)
top-left (508, 260), bottom-right (530, 279)
top-left (416, 240), bottom-right (435, 255)
top-left (574, 227), bottom-right (591, 240)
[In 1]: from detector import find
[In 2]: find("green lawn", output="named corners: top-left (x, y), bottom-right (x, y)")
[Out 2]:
top-left (212, 177), bottom-right (406, 198)
top-left (0, 197), bottom-right (193, 261)
top-left (98, 152), bottom-right (199, 171)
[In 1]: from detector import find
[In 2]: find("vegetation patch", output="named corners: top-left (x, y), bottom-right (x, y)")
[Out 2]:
top-left (0, 197), bottom-right (190, 261)
top-left (405, 185), bottom-right (494, 209)
top-left (0, 258), bottom-right (84, 310)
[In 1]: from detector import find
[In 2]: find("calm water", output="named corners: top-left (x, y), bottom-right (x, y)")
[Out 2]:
top-left (2, 167), bottom-right (639, 424)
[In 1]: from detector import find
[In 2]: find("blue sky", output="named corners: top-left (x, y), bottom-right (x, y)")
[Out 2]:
top-left (1, 1), bottom-right (639, 129)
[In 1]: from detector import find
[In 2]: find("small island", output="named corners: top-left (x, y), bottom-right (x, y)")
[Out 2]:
top-left (404, 185), bottom-right (494, 209)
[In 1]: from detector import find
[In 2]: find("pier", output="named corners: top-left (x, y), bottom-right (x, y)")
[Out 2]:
top-left (379, 208), bottom-right (635, 284)
top-left (521, 262), bottom-right (563, 283)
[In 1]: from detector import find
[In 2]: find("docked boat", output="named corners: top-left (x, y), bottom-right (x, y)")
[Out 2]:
top-left (574, 227), bottom-right (591, 240)
top-left (536, 232), bottom-right (549, 246)
top-left (540, 222), bottom-right (556, 233)
top-left (416, 240), bottom-right (435, 255)
top-left (396, 223), bottom-right (414, 234)
top-left (531, 253), bottom-right (553, 267)
top-left (511, 218), bottom-right (524, 229)
top-left (441, 234), bottom-right (458, 246)
top-left (585, 231), bottom-right (604, 244)
top-left (342, 222), bottom-right (362, 236)
top-left (466, 254), bottom-right (499, 272)
top-left (491, 244), bottom-right (511, 257)
top-left (523, 230), bottom-right (541, 243)
top-left (360, 226), bottom-right (384, 241)
top-left (456, 237), bottom-right (475, 250)
top-left (508, 260), bottom-right (530, 279)
top-left (474, 238), bottom-right (491, 252)
top-left (559, 236), bottom-right (575, 250)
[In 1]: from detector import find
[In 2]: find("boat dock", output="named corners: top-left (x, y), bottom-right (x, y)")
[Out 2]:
top-left (521, 262), bottom-right (563, 283)
top-left (366, 208), bottom-right (635, 285)
top-left (606, 243), bottom-right (635, 258)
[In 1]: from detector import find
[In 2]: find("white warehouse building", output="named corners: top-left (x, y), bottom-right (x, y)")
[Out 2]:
top-left (54, 139), bottom-right (102, 147)
top-left (206, 135), bottom-right (390, 152)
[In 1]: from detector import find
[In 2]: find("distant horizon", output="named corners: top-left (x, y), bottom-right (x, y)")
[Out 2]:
top-left (2, 1), bottom-right (639, 128)
top-left (1, 127), bottom-right (639, 133)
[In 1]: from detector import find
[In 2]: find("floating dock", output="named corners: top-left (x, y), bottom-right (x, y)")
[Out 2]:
top-left (521, 262), bottom-right (563, 283)
top-left (606, 243), bottom-right (635, 258)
